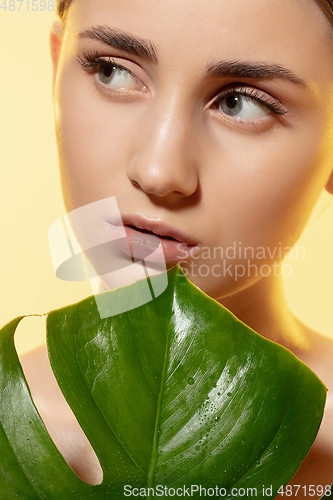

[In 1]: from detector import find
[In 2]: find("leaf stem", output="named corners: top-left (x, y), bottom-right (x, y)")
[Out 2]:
top-left (147, 323), bottom-right (171, 492)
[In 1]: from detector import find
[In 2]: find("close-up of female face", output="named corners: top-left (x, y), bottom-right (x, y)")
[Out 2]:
top-left (52, 0), bottom-right (333, 302)
top-left (1, 1), bottom-right (333, 492)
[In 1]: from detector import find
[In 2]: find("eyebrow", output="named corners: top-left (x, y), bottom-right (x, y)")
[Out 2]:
top-left (78, 26), bottom-right (158, 64)
top-left (78, 26), bottom-right (306, 87)
top-left (206, 60), bottom-right (307, 86)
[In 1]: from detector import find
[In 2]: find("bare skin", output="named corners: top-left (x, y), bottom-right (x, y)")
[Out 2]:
top-left (17, 0), bottom-right (333, 494)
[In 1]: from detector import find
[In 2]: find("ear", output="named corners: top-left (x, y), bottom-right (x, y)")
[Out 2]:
top-left (325, 170), bottom-right (333, 194)
top-left (50, 20), bottom-right (63, 84)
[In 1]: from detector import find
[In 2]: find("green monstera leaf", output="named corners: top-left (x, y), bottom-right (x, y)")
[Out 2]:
top-left (0, 266), bottom-right (327, 499)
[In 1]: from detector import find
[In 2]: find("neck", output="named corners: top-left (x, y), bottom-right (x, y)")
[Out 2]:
top-left (218, 275), bottom-right (310, 356)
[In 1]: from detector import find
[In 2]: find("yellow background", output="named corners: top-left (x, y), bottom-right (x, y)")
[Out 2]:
top-left (0, 6), bottom-right (332, 356)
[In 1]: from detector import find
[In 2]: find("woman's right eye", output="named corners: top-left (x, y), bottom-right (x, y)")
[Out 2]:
top-left (97, 62), bottom-right (145, 92)
top-left (77, 52), bottom-right (148, 93)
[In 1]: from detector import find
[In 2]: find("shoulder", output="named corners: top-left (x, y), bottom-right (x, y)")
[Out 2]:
top-left (294, 324), bottom-right (333, 454)
top-left (18, 344), bottom-right (82, 447)
top-left (297, 325), bottom-right (333, 391)
top-left (19, 345), bottom-right (103, 485)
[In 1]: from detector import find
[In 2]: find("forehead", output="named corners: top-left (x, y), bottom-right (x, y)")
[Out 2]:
top-left (68, 0), bottom-right (333, 82)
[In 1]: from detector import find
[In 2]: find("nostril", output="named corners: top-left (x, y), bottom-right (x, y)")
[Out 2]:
top-left (130, 179), bottom-right (141, 189)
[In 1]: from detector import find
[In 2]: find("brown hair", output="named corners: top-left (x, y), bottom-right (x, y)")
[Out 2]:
top-left (58, 0), bottom-right (333, 25)
top-left (315, 0), bottom-right (333, 23)
top-left (57, 0), bottom-right (69, 19)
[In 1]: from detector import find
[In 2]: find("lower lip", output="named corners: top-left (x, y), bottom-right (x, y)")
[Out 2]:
top-left (106, 223), bottom-right (199, 263)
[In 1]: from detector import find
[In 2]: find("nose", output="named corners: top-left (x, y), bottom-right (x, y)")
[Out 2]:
top-left (126, 107), bottom-right (199, 201)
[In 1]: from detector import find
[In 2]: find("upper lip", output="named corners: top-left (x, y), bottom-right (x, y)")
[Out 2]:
top-left (112, 213), bottom-right (199, 246)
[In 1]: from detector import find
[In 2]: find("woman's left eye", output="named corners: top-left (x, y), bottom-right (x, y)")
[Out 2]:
top-left (218, 92), bottom-right (270, 119)
top-left (213, 88), bottom-right (286, 120)
top-left (97, 62), bottom-right (144, 91)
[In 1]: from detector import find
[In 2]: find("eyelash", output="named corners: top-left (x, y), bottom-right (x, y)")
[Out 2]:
top-left (77, 50), bottom-right (140, 84)
top-left (77, 50), bottom-right (288, 117)
top-left (214, 86), bottom-right (287, 116)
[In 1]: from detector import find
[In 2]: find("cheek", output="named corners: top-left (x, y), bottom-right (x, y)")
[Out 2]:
top-left (181, 120), bottom-right (330, 299)
top-left (55, 70), bottom-right (137, 211)
top-left (203, 122), bottom-right (329, 250)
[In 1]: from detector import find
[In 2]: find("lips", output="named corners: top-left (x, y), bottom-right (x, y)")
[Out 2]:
top-left (121, 214), bottom-right (198, 245)
top-left (106, 214), bottom-right (199, 263)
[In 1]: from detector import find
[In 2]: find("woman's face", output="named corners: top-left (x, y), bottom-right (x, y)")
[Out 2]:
top-left (53, 0), bottom-right (333, 300)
